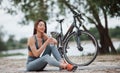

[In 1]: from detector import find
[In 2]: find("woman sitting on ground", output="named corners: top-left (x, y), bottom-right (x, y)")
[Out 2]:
top-left (26, 19), bottom-right (77, 71)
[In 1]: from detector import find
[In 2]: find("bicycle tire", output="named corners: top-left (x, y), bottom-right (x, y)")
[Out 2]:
top-left (63, 30), bottom-right (98, 66)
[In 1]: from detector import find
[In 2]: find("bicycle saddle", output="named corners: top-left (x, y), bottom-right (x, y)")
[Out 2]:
top-left (56, 19), bottom-right (64, 23)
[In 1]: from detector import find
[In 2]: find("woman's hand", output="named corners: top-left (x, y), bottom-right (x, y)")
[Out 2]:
top-left (47, 37), bottom-right (57, 45)
top-left (51, 38), bottom-right (57, 44)
top-left (43, 33), bottom-right (57, 45)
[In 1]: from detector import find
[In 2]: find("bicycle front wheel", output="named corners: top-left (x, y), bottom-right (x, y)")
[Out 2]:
top-left (63, 31), bottom-right (98, 66)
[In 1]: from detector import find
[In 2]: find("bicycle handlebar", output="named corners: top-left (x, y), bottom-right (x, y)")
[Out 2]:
top-left (64, 1), bottom-right (84, 24)
top-left (72, 9), bottom-right (84, 24)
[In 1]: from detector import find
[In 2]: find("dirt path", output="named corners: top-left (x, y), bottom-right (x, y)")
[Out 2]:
top-left (0, 55), bottom-right (120, 73)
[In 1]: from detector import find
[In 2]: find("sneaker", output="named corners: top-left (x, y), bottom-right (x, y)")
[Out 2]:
top-left (66, 64), bottom-right (78, 72)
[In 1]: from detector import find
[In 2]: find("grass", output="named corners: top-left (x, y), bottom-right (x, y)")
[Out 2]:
top-left (115, 44), bottom-right (120, 54)
top-left (0, 53), bottom-right (25, 57)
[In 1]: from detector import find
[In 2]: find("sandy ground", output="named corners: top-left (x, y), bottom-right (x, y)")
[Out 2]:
top-left (0, 55), bottom-right (120, 73)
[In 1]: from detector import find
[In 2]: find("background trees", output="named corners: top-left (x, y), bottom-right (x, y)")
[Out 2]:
top-left (0, 0), bottom-right (120, 54)
top-left (0, 26), bottom-right (7, 51)
top-left (59, 0), bottom-right (120, 54)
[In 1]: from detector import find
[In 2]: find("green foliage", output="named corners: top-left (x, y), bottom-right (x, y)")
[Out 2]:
top-left (89, 27), bottom-right (99, 39)
top-left (1, 0), bottom-right (50, 24)
top-left (92, 0), bottom-right (120, 17)
top-left (0, 0), bottom-right (120, 24)
top-left (6, 35), bottom-right (27, 50)
top-left (0, 26), bottom-right (7, 51)
top-left (109, 26), bottom-right (120, 39)
top-left (0, 0), bottom-right (120, 54)
top-left (117, 45), bottom-right (120, 54)
top-left (88, 26), bottom-right (120, 40)
top-left (0, 53), bottom-right (24, 57)
top-left (19, 38), bottom-right (27, 44)
top-left (57, 0), bottom-right (66, 15)
top-left (6, 35), bottom-right (17, 50)
top-left (0, 39), bottom-right (7, 51)
top-left (18, 38), bottom-right (27, 48)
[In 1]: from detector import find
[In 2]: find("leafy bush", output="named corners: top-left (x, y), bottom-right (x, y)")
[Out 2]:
top-left (117, 45), bottom-right (120, 54)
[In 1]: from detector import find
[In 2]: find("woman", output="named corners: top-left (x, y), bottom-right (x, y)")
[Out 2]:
top-left (26, 19), bottom-right (77, 71)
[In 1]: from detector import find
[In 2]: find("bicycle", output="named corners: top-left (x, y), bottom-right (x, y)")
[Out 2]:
top-left (50, 9), bottom-right (98, 66)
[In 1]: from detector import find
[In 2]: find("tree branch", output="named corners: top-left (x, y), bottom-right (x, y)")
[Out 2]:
top-left (101, 6), bottom-right (108, 30)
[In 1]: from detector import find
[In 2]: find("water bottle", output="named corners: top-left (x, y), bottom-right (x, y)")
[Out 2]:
top-left (49, 34), bottom-right (54, 46)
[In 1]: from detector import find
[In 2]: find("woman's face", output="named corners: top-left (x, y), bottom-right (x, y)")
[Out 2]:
top-left (37, 21), bottom-right (45, 33)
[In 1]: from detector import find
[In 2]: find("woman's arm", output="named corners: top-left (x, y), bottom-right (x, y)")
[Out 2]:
top-left (43, 33), bottom-right (57, 45)
top-left (43, 33), bottom-right (49, 40)
top-left (28, 36), bottom-right (50, 57)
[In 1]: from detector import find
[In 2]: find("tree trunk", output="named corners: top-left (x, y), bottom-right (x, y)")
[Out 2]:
top-left (105, 32), bottom-right (117, 54)
top-left (63, 0), bottom-right (117, 54)
top-left (97, 25), bottom-right (117, 54)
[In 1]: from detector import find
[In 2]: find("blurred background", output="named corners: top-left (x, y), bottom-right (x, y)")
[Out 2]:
top-left (0, 0), bottom-right (120, 59)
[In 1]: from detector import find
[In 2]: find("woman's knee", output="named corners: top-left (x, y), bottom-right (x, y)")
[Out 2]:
top-left (42, 54), bottom-right (51, 63)
top-left (43, 54), bottom-right (50, 60)
top-left (49, 45), bottom-right (57, 49)
top-left (44, 54), bottom-right (50, 57)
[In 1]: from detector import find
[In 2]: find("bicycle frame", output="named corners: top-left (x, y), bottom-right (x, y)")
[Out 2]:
top-left (57, 15), bottom-right (82, 53)
top-left (53, 6), bottom-right (98, 65)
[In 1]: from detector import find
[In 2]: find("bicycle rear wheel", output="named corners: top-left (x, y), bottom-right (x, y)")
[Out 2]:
top-left (63, 31), bottom-right (98, 66)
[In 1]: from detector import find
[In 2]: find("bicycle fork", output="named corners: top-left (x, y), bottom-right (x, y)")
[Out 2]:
top-left (75, 30), bottom-right (83, 51)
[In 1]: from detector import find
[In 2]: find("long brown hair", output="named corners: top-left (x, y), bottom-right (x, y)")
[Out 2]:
top-left (33, 19), bottom-right (47, 35)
